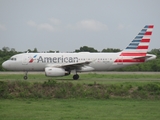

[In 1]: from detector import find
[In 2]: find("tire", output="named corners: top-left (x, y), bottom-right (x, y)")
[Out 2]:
top-left (24, 76), bottom-right (28, 80)
top-left (73, 74), bottom-right (79, 80)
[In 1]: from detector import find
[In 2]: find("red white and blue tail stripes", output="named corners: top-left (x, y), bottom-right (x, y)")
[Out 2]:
top-left (115, 25), bottom-right (154, 63)
top-left (124, 25), bottom-right (153, 52)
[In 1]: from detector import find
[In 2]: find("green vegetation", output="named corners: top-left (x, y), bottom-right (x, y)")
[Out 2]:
top-left (1, 72), bottom-right (160, 82)
top-left (0, 79), bottom-right (160, 99)
top-left (75, 46), bottom-right (99, 52)
top-left (0, 73), bottom-right (160, 120)
top-left (0, 73), bottom-right (160, 99)
top-left (0, 99), bottom-right (160, 120)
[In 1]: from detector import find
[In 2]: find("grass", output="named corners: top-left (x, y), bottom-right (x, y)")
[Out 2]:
top-left (0, 99), bottom-right (160, 120)
top-left (0, 72), bottom-right (160, 84)
top-left (0, 72), bottom-right (160, 119)
top-left (0, 73), bottom-right (160, 99)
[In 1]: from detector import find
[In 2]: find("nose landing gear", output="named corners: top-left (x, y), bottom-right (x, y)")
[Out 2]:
top-left (24, 71), bottom-right (28, 80)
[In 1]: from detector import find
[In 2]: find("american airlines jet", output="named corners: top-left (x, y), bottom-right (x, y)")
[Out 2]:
top-left (2, 25), bottom-right (156, 80)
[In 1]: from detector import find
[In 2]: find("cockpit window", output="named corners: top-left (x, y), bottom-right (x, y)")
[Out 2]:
top-left (10, 57), bottom-right (17, 61)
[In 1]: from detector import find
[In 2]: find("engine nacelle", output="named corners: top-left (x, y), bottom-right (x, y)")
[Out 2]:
top-left (45, 67), bottom-right (69, 77)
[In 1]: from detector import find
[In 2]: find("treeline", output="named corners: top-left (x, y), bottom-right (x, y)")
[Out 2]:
top-left (75, 46), bottom-right (121, 52)
top-left (0, 46), bottom-right (160, 71)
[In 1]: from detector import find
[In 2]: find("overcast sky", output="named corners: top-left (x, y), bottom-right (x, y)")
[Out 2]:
top-left (0, 0), bottom-right (159, 52)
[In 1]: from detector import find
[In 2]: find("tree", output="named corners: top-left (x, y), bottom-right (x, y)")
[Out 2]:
top-left (27, 48), bottom-right (38, 53)
top-left (148, 49), bottom-right (160, 58)
top-left (0, 47), bottom-right (19, 71)
top-left (75, 46), bottom-right (98, 52)
top-left (102, 48), bottom-right (121, 52)
top-left (10, 48), bottom-right (16, 52)
top-left (48, 50), bottom-right (59, 53)
top-left (2, 47), bottom-right (10, 52)
top-left (33, 48), bottom-right (38, 53)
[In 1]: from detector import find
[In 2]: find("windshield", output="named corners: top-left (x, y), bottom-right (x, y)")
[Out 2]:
top-left (10, 57), bottom-right (17, 61)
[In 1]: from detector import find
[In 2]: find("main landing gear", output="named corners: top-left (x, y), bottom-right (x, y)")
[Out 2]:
top-left (73, 74), bottom-right (79, 80)
top-left (24, 71), bottom-right (28, 80)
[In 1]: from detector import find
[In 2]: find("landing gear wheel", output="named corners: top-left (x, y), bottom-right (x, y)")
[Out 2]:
top-left (24, 76), bottom-right (28, 80)
top-left (73, 74), bottom-right (79, 80)
top-left (24, 71), bottom-right (28, 80)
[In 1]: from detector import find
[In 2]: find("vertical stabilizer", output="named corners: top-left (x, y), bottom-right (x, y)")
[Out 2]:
top-left (115, 25), bottom-right (154, 63)
top-left (121, 25), bottom-right (154, 57)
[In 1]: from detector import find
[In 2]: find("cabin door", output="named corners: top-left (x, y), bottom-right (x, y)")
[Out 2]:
top-left (22, 55), bottom-right (29, 65)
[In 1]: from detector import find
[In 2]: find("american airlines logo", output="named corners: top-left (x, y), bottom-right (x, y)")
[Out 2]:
top-left (37, 56), bottom-right (79, 63)
top-left (29, 55), bottom-right (37, 63)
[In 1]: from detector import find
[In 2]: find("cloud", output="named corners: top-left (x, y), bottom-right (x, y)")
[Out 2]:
top-left (49, 18), bottom-right (61, 25)
top-left (27, 19), bottom-right (108, 32)
top-left (0, 24), bottom-right (7, 31)
top-left (75, 19), bottom-right (108, 31)
top-left (27, 20), bottom-right (54, 32)
top-left (37, 23), bottom-right (54, 31)
top-left (27, 20), bottom-right (37, 27)
top-left (117, 24), bottom-right (125, 30)
top-left (117, 24), bottom-right (131, 30)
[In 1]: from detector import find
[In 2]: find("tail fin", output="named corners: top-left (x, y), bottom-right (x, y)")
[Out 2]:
top-left (121, 25), bottom-right (154, 57)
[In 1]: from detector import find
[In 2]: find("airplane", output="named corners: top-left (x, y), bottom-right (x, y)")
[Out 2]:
top-left (2, 25), bottom-right (156, 80)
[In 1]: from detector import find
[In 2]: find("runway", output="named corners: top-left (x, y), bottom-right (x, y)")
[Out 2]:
top-left (0, 71), bottom-right (160, 75)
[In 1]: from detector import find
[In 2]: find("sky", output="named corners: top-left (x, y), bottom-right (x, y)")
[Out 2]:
top-left (0, 0), bottom-right (160, 52)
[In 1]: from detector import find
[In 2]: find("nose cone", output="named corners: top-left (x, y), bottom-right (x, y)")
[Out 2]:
top-left (2, 62), bottom-right (5, 68)
top-left (2, 61), bottom-right (8, 70)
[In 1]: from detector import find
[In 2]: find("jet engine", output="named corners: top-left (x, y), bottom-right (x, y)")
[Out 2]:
top-left (45, 67), bottom-right (70, 77)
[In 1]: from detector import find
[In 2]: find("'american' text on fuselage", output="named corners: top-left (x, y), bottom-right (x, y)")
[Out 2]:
top-left (37, 56), bottom-right (79, 63)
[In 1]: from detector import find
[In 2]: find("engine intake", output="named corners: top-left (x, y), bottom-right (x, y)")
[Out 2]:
top-left (45, 67), bottom-right (70, 77)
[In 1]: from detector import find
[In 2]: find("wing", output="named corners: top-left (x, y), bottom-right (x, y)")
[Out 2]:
top-left (46, 61), bottom-right (93, 70)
